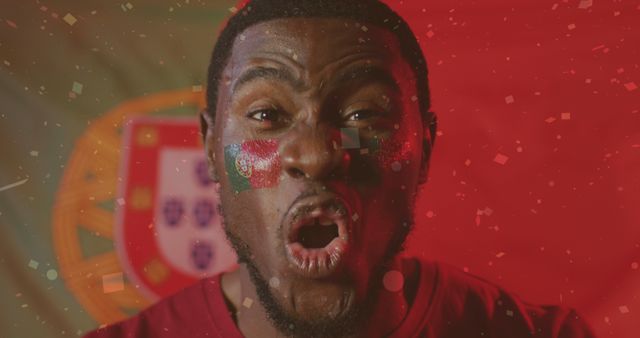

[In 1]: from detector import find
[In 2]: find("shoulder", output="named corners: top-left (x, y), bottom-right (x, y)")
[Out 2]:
top-left (405, 258), bottom-right (595, 338)
top-left (83, 278), bottom-right (220, 338)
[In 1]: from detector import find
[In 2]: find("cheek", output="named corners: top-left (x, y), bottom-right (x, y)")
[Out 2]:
top-left (222, 139), bottom-right (281, 193)
top-left (360, 123), bottom-right (422, 183)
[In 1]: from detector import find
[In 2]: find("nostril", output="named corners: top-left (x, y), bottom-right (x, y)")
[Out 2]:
top-left (287, 167), bottom-right (306, 179)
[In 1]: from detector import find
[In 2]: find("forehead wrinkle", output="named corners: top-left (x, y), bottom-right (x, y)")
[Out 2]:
top-left (232, 65), bottom-right (308, 94)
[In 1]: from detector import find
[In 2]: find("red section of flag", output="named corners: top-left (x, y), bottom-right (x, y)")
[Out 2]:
top-left (242, 139), bottom-right (281, 189)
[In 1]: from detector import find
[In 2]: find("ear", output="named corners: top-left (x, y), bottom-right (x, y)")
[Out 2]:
top-left (200, 110), bottom-right (220, 182)
top-left (418, 111), bottom-right (437, 184)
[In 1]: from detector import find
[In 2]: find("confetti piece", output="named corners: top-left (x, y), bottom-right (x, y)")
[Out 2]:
top-left (496, 252), bottom-right (506, 258)
top-left (506, 310), bottom-right (514, 317)
top-left (116, 198), bottom-right (125, 206)
top-left (361, 25), bottom-right (368, 32)
top-left (63, 13), bottom-right (77, 26)
top-left (340, 128), bottom-right (360, 149)
top-left (28, 260), bottom-right (39, 270)
top-left (545, 117), bottom-right (556, 123)
top-left (383, 270), bottom-right (404, 292)
top-left (619, 305), bottom-right (630, 314)
top-left (561, 112), bottom-right (571, 120)
top-left (567, 23), bottom-right (576, 30)
top-left (426, 210), bottom-right (434, 218)
top-left (493, 153), bottom-right (509, 165)
top-left (269, 277), bottom-right (280, 288)
top-left (351, 213), bottom-right (359, 222)
top-left (483, 207), bottom-right (494, 216)
top-left (505, 95), bottom-right (514, 104)
top-left (464, 159), bottom-right (471, 166)
top-left (102, 272), bottom-right (124, 293)
top-left (631, 262), bottom-right (638, 270)
top-left (578, 0), bottom-right (593, 9)
top-left (192, 85), bottom-right (203, 92)
top-left (391, 161), bottom-right (402, 172)
top-left (5, 19), bottom-right (17, 29)
top-left (72, 81), bottom-right (83, 94)
top-left (426, 30), bottom-right (435, 38)
top-left (30, 150), bottom-right (39, 157)
top-left (624, 82), bottom-right (637, 91)
top-left (0, 178), bottom-right (29, 192)
top-left (46, 269), bottom-right (58, 281)
top-left (121, 3), bottom-right (134, 12)
top-left (242, 297), bottom-right (254, 308)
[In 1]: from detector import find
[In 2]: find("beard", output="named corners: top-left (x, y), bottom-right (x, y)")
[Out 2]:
top-left (218, 203), bottom-right (415, 338)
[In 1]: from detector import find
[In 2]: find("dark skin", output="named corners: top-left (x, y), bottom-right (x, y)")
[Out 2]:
top-left (201, 18), bottom-right (433, 338)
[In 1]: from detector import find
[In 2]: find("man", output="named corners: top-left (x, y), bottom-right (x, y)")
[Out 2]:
top-left (86, 0), bottom-right (595, 337)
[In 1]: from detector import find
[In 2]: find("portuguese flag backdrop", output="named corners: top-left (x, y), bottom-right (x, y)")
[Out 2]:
top-left (1, 1), bottom-right (639, 337)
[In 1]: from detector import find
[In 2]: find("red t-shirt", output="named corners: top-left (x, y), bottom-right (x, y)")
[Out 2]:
top-left (84, 258), bottom-right (595, 338)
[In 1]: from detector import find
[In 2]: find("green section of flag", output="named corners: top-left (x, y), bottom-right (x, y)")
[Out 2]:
top-left (340, 127), bottom-right (361, 149)
top-left (224, 143), bottom-right (252, 193)
top-left (361, 136), bottom-right (382, 155)
top-left (0, 1), bottom-right (237, 337)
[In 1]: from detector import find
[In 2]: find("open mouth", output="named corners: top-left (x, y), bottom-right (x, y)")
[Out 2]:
top-left (284, 196), bottom-right (351, 279)
top-left (297, 217), bottom-right (340, 248)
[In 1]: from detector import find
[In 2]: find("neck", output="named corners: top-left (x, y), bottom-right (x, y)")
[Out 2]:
top-left (221, 263), bottom-right (408, 338)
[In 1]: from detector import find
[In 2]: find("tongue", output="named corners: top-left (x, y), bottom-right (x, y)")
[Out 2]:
top-left (298, 223), bottom-right (339, 249)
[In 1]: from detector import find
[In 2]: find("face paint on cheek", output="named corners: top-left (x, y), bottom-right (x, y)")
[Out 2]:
top-left (223, 139), bottom-right (281, 193)
top-left (360, 136), bottom-right (417, 171)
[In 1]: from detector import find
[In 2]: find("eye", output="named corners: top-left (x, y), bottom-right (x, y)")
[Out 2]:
top-left (248, 109), bottom-right (280, 122)
top-left (344, 109), bottom-right (383, 122)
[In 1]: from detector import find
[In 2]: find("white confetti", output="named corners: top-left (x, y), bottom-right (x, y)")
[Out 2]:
top-left (0, 178), bottom-right (28, 192)
top-left (28, 259), bottom-right (39, 270)
top-left (46, 269), bottom-right (58, 280)
top-left (71, 81), bottom-right (83, 95)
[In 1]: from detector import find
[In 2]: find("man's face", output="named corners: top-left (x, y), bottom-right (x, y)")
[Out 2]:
top-left (204, 17), bottom-right (428, 334)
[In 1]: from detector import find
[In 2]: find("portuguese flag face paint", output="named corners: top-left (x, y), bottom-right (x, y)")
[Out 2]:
top-left (224, 139), bottom-right (281, 193)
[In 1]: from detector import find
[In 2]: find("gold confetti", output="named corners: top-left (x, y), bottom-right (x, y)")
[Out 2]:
top-left (63, 13), bottom-right (77, 26)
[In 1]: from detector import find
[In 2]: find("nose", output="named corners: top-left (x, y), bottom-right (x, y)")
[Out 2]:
top-left (280, 124), bottom-right (349, 181)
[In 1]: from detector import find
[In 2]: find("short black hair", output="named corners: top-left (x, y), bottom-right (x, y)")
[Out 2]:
top-left (205, 0), bottom-right (431, 122)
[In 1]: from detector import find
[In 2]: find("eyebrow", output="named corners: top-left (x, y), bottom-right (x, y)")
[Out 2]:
top-left (232, 66), bottom-right (304, 93)
top-left (334, 65), bottom-right (400, 92)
